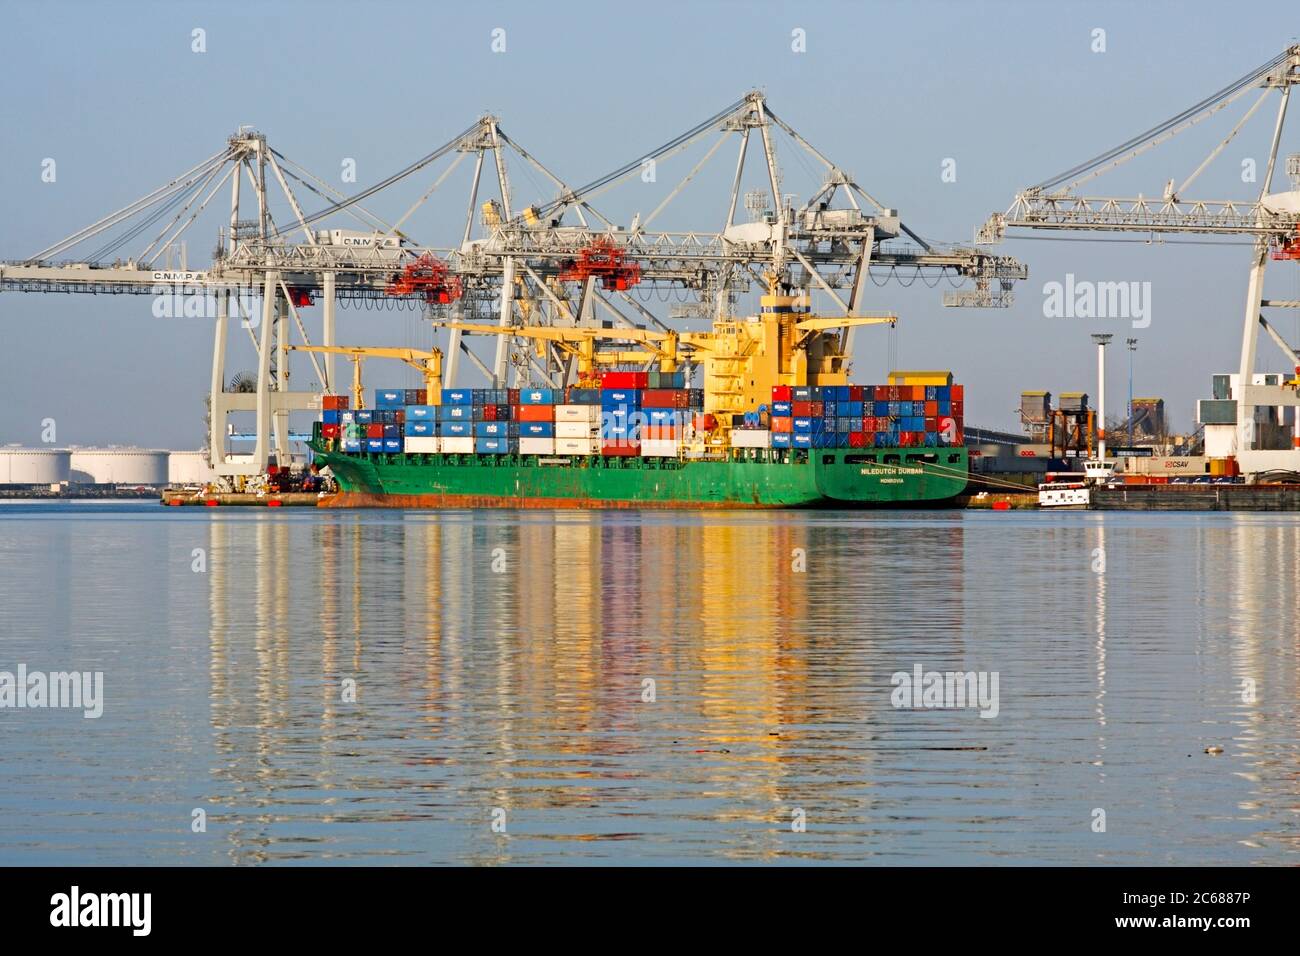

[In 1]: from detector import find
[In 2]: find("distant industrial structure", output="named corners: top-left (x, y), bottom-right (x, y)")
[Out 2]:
top-left (0, 446), bottom-right (214, 490)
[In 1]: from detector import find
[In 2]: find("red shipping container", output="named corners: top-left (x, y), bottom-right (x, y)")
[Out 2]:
top-left (414, 389), bottom-right (427, 404)
top-left (848, 385), bottom-right (864, 402)
top-left (321, 423), bottom-right (340, 439)
top-left (508, 389), bottom-right (520, 405)
top-left (863, 416), bottom-right (877, 431)
top-left (366, 424), bottom-right (383, 438)
top-left (951, 401), bottom-right (963, 417)
top-left (848, 431), bottom-right (866, 448)
top-left (517, 404), bottom-right (554, 422)
top-left (322, 394), bottom-right (349, 411)
top-left (601, 442), bottom-right (640, 456)
top-left (772, 385), bottom-right (792, 402)
top-left (924, 417), bottom-right (938, 432)
top-left (771, 417), bottom-right (793, 433)
top-left (951, 385), bottom-right (964, 401)
top-left (791, 401), bottom-right (813, 417)
top-left (601, 371), bottom-right (648, 389)
top-left (924, 401), bottom-right (938, 416)
top-left (394, 410), bottom-right (405, 424)
top-left (888, 386), bottom-right (901, 401)
top-left (483, 405), bottom-right (497, 421)
top-left (643, 389), bottom-right (688, 408)
top-left (693, 413), bottom-right (715, 431)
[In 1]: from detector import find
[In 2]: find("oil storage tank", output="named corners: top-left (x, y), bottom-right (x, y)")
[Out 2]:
top-left (0, 447), bottom-right (72, 485)
top-left (167, 450), bottom-right (215, 486)
top-left (69, 447), bottom-right (169, 486)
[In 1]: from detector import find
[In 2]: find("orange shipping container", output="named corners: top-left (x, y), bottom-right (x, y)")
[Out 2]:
top-left (771, 417), bottom-right (793, 433)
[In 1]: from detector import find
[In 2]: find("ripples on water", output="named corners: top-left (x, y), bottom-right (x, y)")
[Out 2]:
top-left (0, 501), bottom-right (1295, 865)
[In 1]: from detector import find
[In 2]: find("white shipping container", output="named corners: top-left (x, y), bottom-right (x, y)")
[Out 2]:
top-left (640, 439), bottom-right (681, 457)
top-left (555, 404), bottom-right (601, 423)
top-left (555, 420), bottom-right (599, 439)
top-left (519, 437), bottom-right (555, 455)
top-left (440, 436), bottom-right (474, 454)
top-left (555, 438), bottom-right (599, 455)
top-left (404, 436), bottom-right (440, 454)
top-left (730, 429), bottom-right (771, 448)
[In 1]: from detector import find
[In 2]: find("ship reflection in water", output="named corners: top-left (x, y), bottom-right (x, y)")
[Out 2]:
top-left (0, 503), bottom-right (1297, 864)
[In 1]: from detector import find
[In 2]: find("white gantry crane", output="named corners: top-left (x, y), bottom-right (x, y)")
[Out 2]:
top-left (978, 44), bottom-right (1300, 476)
top-left (2, 93), bottom-right (1025, 485)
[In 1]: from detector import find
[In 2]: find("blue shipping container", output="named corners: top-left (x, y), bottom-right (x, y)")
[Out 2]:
top-left (365, 438), bottom-right (385, 453)
top-left (342, 439), bottom-right (361, 453)
top-left (602, 389), bottom-right (641, 406)
top-left (374, 389), bottom-right (404, 407)
top-left (793, 433), bottom-right (813, 448)
top-left (321, 409), bottom-right (340, 425)
top-left (405, 420), bottom-right (435, 437)
top-left (406, 405), bottom-right (436, 420)
top-left (520, 421), bottom-right (554, 438)
top-left (771, 432), bottom-right (792, 448)
top-left (474, 437), bottom-right (510, 454)
top-left (440, 421), bottom-right (472, 437)
top-left (771, 401), bottom-right (792, 417)
top-left (519, 388), bottom-right (555, 405)
top-left (354, 410), bottom-right (373, 424)
top-left (475, 421), bottom-right (508, 437)
top-left (383, 438), bottom-right (403, 453)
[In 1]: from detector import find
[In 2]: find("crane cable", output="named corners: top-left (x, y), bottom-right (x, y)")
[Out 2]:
top-left (1033, 49), bottom-right (1292, 192)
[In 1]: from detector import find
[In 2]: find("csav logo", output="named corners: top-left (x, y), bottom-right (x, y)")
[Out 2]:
top-left (50, 887), bottom-right (151, 936)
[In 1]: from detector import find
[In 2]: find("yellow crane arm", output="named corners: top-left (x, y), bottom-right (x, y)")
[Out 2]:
top-left (287, 344), bottom-right (443, 409)
top-left (793, 315), bottom-right (898, 331)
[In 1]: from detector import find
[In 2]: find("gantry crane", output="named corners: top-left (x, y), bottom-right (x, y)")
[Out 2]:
top-left (978, 44), bottom-right (1300, 475)
top-left (2, 94), bottom-right (1023, 485)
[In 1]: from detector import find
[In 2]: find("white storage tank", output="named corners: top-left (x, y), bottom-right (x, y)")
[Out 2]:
top-left (69, 447), bottom-right (169, 486)
top-left (0, 447), bottom-right (72, 485)
top-left (167, 451), bottom-right (215, 486)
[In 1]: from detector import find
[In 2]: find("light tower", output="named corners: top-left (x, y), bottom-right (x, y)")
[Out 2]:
top-left (1092, 333), bottom-right (1113, 460)
top-left (1126, 337), bottom-right (1138, 447)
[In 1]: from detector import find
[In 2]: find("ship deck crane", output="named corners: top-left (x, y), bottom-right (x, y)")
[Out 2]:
top-left (287, 345), bottom-right (443, 410)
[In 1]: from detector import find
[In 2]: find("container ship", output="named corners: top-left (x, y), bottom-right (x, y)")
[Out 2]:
top-left (307, 282), bottom-right (968, 508)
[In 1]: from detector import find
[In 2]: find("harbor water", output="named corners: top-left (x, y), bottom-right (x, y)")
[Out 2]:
top-left (0, 501), bottom-right (1295, 865)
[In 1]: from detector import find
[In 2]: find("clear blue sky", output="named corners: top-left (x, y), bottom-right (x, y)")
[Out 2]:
top-left (2, 0), bottom-right (1299, 448)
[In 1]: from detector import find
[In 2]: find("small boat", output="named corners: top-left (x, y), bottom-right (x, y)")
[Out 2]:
top-left (1037, 459), bottom-right (1115, 509)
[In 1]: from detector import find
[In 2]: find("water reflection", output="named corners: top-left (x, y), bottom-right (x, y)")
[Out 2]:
top-left (0, 504), bottom-right (1295, 864)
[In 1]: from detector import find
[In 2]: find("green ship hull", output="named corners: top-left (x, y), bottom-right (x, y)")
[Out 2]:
top-left (312, 444), bottom-right (968, 509)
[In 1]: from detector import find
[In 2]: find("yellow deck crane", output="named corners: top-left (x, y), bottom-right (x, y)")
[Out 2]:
top-left (431, 321), bottom-right (701, 383)
top-left (435, 304), bottom-right (898, 419)
top-left (287, 345), bottom-right (444, 409)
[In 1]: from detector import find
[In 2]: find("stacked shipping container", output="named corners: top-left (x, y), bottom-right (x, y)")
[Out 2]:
top-left (759, 383), bottom-right (964, 449)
